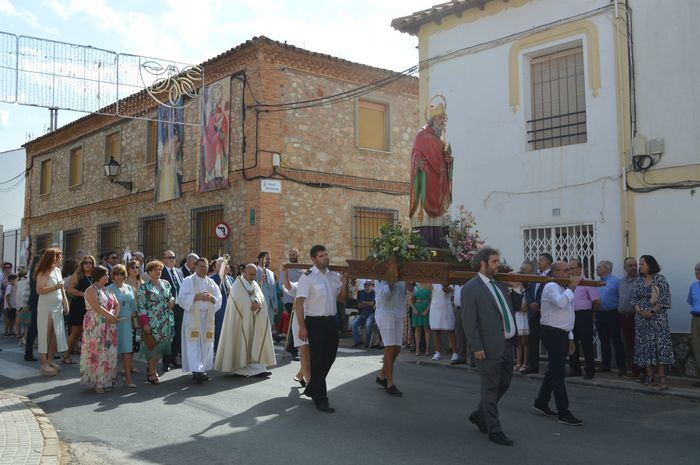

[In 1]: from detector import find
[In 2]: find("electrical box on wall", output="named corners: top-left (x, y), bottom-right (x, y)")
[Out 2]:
top-left (633, 134), bottom-right (647, 156)
top-left (649, 138), bottom-right (665, 156)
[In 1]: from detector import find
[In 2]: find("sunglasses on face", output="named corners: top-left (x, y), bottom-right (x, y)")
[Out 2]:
top-left (166, 256), bottom-right (176, 259)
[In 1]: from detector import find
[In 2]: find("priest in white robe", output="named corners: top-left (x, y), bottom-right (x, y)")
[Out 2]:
top-left (177, 257), bottom-right (222, 383)
top-left (215, 264), bottom-right (276, 377)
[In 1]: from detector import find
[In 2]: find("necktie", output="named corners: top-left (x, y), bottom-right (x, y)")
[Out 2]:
top-left (490, 280), bottom-right (511, 333)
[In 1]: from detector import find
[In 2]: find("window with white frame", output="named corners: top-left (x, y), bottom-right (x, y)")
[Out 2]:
top-left (523, 223), bottom-right (596, 277)
top-left (528, 46), bottom-right (587, 150)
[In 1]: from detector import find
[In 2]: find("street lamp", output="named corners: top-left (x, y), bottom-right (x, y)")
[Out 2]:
top-left (103, 156), bottom-right (133, 191)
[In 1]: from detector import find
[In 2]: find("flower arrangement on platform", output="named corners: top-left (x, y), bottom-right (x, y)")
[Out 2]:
top-left (369, 223), bottom-right (430, 263)
top-left (446, 205), bottom-right (484, 263)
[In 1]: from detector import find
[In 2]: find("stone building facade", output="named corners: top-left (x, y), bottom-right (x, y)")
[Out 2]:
top-left (23, 37), bottom-right (418, 268)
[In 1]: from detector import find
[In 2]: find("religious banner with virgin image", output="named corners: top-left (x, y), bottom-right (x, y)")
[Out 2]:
top-left (199, 76), bottom-right (230, 192)
top-left (155, 98), bottom-right (184, 203)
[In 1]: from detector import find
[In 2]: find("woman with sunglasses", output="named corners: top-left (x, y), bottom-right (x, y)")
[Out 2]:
top-left (63, 255), bottom-right (96, 365)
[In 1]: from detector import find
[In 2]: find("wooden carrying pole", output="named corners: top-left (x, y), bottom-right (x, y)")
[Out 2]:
top-left (283, 263), bottom-right (604, 287)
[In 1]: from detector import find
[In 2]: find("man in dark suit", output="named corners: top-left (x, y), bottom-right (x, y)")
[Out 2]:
top-left (161, 250), bottom-right (184, 371)
top-left (181, 253), bottom-right (199, 278)
top-left (462, 246), bottom-right (517, 446)
top-left (522, 252), bottom-right (553, 374)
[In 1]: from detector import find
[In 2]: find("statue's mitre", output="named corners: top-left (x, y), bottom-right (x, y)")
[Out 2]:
top-left (425, 94), bottom-right (447, 121)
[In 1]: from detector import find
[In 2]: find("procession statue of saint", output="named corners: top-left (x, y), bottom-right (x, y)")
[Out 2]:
top-left (409, 95), bottom-right (454, 248)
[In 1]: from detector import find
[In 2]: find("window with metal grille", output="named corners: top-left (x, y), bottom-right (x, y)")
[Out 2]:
top-left (190, 205), bottom-right (227, 260)
top-left (34, 234), bottom-right (51, 256)
top-left (69, 147), bottom-right (82, 187)
top-left (39, 158), bottom-right (52, 195)
top-left (63, 229), bottom-right (82, 259)
top-left (98, 222), bottom-right (121, 258)
top-left (139, 215), bottom-right (167, 260)
top-left (357, 99), bottom-right (389, 151)
top-left (146, 120), bottom-right (157, 165)
top-left (528, 46), bottom-right (587, 150)
top-left (105, 131), bottom-right (121, 162)
top-left (352, 207), bottom-right (398, 259)
top-left (523, 223), bottom-right (596, 277)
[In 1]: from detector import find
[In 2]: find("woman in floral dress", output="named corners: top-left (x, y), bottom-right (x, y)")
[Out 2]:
top-left (80, 265), bottom-right (119, 394)
top-left (630, 255), bottom-right (674, 390)
top-left (137, 260), bottom-right (174, 384)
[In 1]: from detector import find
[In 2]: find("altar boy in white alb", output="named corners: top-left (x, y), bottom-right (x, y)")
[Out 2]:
top-left (177, 258), bottom-right (222, 383)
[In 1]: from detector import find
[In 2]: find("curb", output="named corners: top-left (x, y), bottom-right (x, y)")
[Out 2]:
top-left (409, 358), bottom-right (700, 402)
top-left (17, 395), bottom-right (61, 465)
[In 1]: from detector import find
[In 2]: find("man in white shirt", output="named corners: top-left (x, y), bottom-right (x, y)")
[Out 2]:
top-left (533, 261), bottom-right (583, 426)
top-left (295, 245), bottom-right (347, 413)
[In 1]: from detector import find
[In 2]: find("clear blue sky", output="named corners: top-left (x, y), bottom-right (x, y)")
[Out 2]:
top-left (0, 0), bottom-right (427, 153)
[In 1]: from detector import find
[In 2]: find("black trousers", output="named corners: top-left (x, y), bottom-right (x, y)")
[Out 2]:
top-left (569, 310), bottom-right (595, 375)
top-left (595, 310), bottom-right (626, 371)
top-left (537, 325), bottom-right (570, 415)
top-left (25, 304), bottom-right (38, 358)
top-left (472, 342), bottom-right (514, 434)
top-left (527, 316), bottom-right (541, 372)
top-left (168, 305), bottom-right (184, 364)
top-left (306, 315), bottom-right (339, 403)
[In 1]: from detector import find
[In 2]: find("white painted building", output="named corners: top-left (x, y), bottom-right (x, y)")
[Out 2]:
top-left (393, 0), bottom-right (700, 333)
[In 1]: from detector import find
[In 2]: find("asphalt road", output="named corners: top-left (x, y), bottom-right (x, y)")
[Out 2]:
top-left (1, 339), bottom-right (698, 465)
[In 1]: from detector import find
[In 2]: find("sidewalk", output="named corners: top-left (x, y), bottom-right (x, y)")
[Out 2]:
top-left (335, 337), bottom-right (700, 401)
top-left (404, 351), bottom-right (700, 401)
top-left (0, 391), bottom-right (61, 465)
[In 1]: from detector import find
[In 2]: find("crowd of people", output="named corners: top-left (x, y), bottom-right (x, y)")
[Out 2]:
top-left (1, 245), bottom-right (699, 427)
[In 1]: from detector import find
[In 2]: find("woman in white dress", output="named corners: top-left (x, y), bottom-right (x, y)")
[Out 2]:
top-left (428, 284), bottom-right (456, 361)
top-left (35, 248), bottom-right (69, 377)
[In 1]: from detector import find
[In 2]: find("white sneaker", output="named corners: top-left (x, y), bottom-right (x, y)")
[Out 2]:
top-left (450, 352), bottom-right (460, 362)
top-left (432, 352), bottom-right (442, 361)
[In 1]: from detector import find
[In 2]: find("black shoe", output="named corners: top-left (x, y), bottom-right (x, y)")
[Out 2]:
top-left (385, 385), bottom-right (403, 397)
top-left (468, 412), bottom-right (487, 434)
top-left (558, 412), bottom-right (583, 426)
top-left (376, 376), bottom-right (388, 387)
top-left (24, 355), bottom-right (38, 362)
top-left (193, 373), bottom-right (206, 384)
top-left (520, 368), bottom-right (539, 375)
top-left (450, 359), bottom-right (467, 365)
top-left (162, 363), bottom-right (171, 372)
top-left (294, 376), bottom-right (306, 388)
top-left (566, 370), bottom-right (582, 377)
top-left (254, 371), bottom-right (272, 378)
top-left (532, 402), bottom-right (558, 417)
top-left (488, 432), bottom-right (514, 446)
top-left (583, 373), bottom-right (594, 380)
top-left (315, 400), bottom-right (335, 413)
top-left (302, 386), bottom-right (312, 398)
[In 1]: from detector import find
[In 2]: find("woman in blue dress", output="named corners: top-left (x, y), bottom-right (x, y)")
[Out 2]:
top-left (107, 264), bottom-right (137, 388)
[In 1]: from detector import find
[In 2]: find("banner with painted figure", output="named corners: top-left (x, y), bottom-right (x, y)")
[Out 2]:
top-left (155, 98), bottom-right (184, 203)
top-left (199, 76), bottom-right (230, 192)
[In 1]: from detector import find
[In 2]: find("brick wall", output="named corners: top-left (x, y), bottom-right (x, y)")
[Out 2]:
top-left (23, 37), bottom-right (418, 269)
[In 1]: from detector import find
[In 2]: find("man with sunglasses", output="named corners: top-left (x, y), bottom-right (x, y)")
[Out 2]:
top-left (161, 250), bottom-right (185, 371)
top-left (533, 261), bottom-right (584, 427)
